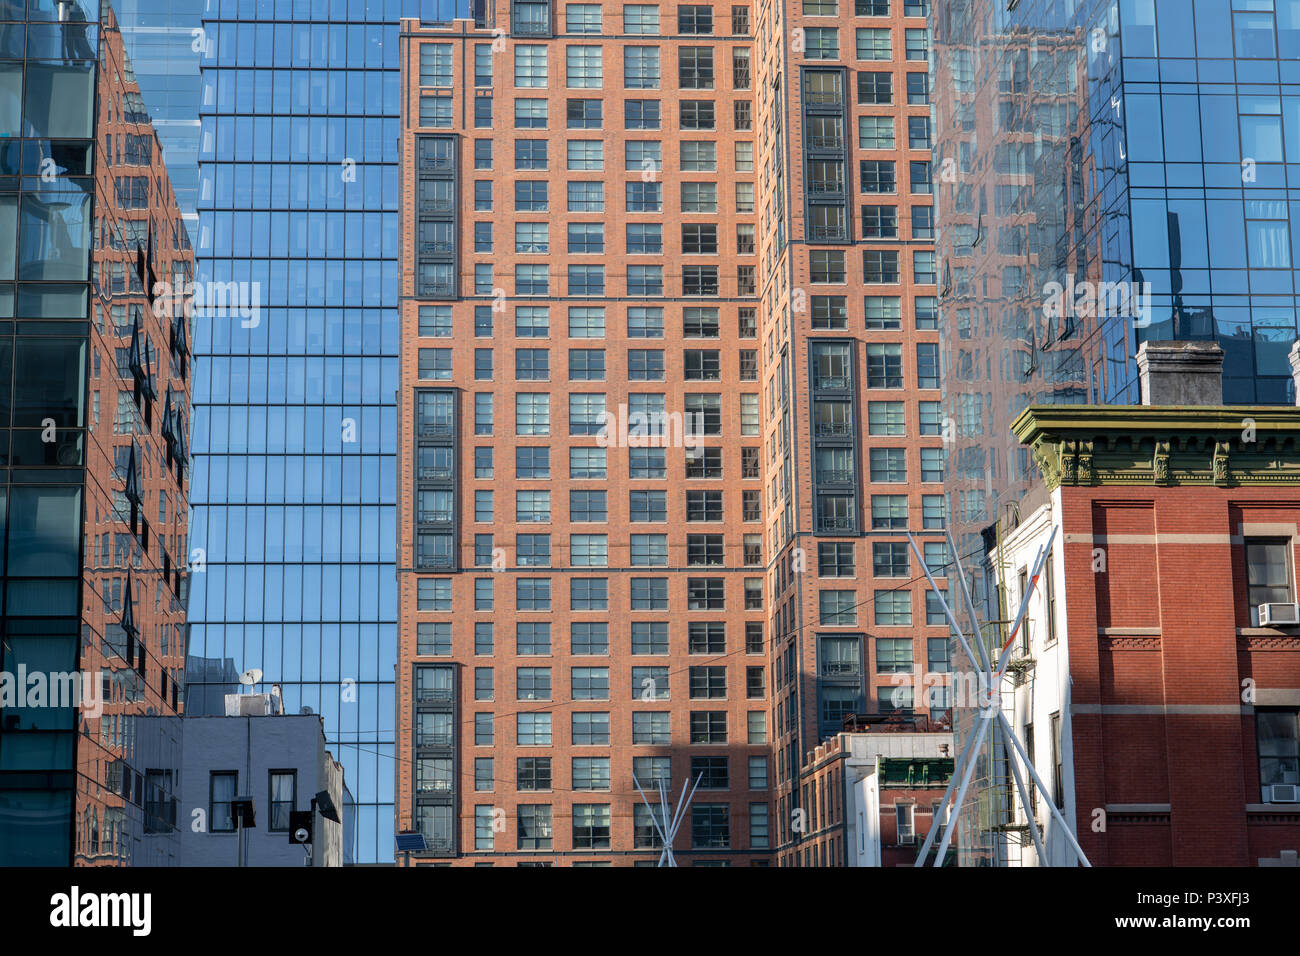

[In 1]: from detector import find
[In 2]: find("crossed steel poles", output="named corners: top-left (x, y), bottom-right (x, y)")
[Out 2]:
top-left (906, 525), bottom-right (1091, 868)
top-left (632, 772), bottom-right (703, 867)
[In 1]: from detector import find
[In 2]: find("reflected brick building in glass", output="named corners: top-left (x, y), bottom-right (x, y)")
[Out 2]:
top-left (0, 0), bottom-right (192, 866)
top-left (933, 0), bottom-right (1300, 864)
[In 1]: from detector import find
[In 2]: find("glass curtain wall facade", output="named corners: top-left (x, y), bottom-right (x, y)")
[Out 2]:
top-left (933, 0), bottom-right (1300, 864)
top-left (0, 0), bottom-right (191, 866)
top-left (115, 0), bottom-right (205, 235)
top-left (190, 0), bottom-right (475, 865)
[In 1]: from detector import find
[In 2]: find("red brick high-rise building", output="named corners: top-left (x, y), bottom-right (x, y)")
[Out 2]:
top-left (394, 0), bottom-right (940, 866)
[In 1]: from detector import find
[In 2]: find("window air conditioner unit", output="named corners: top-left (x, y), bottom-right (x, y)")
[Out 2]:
top-left (1266, 784), bottom-right (1299, 804)
top-left (1258, 603), bottom-right (1300, 627)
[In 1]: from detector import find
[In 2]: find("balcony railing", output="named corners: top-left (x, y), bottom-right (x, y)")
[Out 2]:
top-left (808, 180), bottom-right (846, 195)
top-left (419, 466), bottom-right (453, 480)
top-left (818, 515), bottom-right (855, 531)
top-left (416, 779), bottom-right (453, 793)
top-left (417, 511), bottom-right (453, 524)
top-left (415, 686), bottom-right (454, 702)
top-left (416, 733), bottom-right (454, 748)
top-left (818, 469), bottom-right (854, 483)
top-left (416, 555), bottom-right (454, 570)
top-left (804, 91), bottom-right (844, 107)
top-left (808, 224), bottom-right (848, 242)
top-left (420, 240), bottom-right (454, 254)
top-left (815, 422), bottom-right (852, 438)
top-left (807, 134), bottom-right (844, 150)
top-left (419, 422), bottom-right (454, 438)
top-left (814, 375), bottom-right (850, 390)
top-left (821, 661), bottom-right (861, 678)
top-left (420, 198), bottom-right (454, 214)
top-left (418, 155), bottom-right (454, 172)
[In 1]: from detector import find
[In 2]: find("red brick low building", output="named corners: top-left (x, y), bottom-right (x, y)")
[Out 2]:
top-left (977, 344), bottom-right (1300, 866)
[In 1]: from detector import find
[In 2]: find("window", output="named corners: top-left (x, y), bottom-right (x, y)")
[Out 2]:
top-left (419, 95), bottom-right (452, 127)
top-left (689, 711), bottom-right (727, 743)
top-left (567, 45), bottom-right (603, 87)
top-left (867, 343), bottom-right (903, 388)
top-left (633, 711), bottom-right (671, 744)
top-left (1050, 712), bottom-right (1064, 808)
top-left (568, 182), bottom-right (605, 213)
top-left (810, 250), bottom-right (846, 283)
top-left (517, 579), bottom-right (552, 611)
top-left (875, 590), bottom-right (912, 626)
top-left (681, 100), bottom-right (716, 130)
top-left (573, 757), bottom-right (611, 791)
top-left (906, 71), bottom-right (929, 104)
top-left (475, 622), bottom-right (495, 654)
top-left (629, 447), bottom-right (667, 478)
top-left (680, 47), bottom-right (715, 88)
top-left (517, 308), bottom-right (548, 338)
top-left (475, 667), bottom-right (494, 700)
top-left (692, 805), bottom-right (729, 848)
top-left (1257, 710), bottom-right (1300, 793)
top-left (806, 27), bottom-right (839, 58)
top-left (1247, 539), bottom-right (1293, 623)
top-left (571, 490), bottom-right (608, 523)
top-left (679, 5), bottom-right (714, 33)
top-left (632, 622), bottom-right (670, 657)
top-left (921, 447), bottom-right (944, 482)
top-left (518, 757), bottom-right (552, 791)
top-left (904, 27), bottom-right (928, 60)
top-left (630, 579), bottom-right (669, 611)
top-left (515, 139), bottom-right (548, 170)
top-left (864, 250), bottom-right (900, 284)
top-left (569, 347), bottom-right (606, 380)
top-left (856, 26), bottom-right (891, 59)
top-left (517, 667), bottom-right (552, 701)
top-left (876, 637), bottom-right (913, 673)
top-left (516, 393), bottom-right (550, 435)
top-left (570, 534), bottom-right (608, 567)
top-left (627, 182), bottom-right (663, 213)
top-left (515, 45), bottom-right (549, 86)
top-left (625, 4), bottom-right (661, 33)
top-left (858, 115), bottom-right (895, 150)
top-left (896, 804), bottom-right (915, 845)
top-left (210, 772), bottom-right (237, 832)
top-left (819, 590), bottom-right (857, 625)
top-left (917, 342), bottom-right (940, 389)
top-left (913, 249), bottom-right (937, 284)
top-left (689, 666), bottom-right (727, 699)
top-left (692, 756), bottom-right (729, 789)
top-left (518, 806), bottom-right (553, 850)
top-left (475, 805), bottom-right (496, 849)
top-left (423, 45), bottom-right (454, 87)
top-left (566, 4), bottom-right (602, 32)
top-left (418, 622), bottom-right (452, 656)
top-left (517, 533), bottom-right (552, 567)
top-left (567, 140), bottom-right (605, 171)
top-left (516, 222), bottom-right (549, 255)
top-left (626, 99), bottom-right (661, 129)
top-left (868, 401), bottom-right (905, 436)
top-left (516, 446), bottom-right (550, 479)
top-left (873, 541), bottom-right (909, 578)
top-left (862, 205), bottom-right (897, 239)
top-left (631, 534), bottom-right (669, 566)
top-left (858, 71), bottom-right (891, 104)
top-left (515, 181), bottom-right (549, 212)
top-left (860, 160), bottom-right (895, 193)
top-left (569, 307), bottom-right (606, 337)
top-left (572, 711), bottom-right (611, 745)
top-left (819, 542), bottom-right (855, 577)
top-left (927, 635), bottom-right (951, 672)
top-left (518, 712), bottom-right (553, 746)
top-left (517, 622), bottom-right (552, 654)
top-left (567, 98), bottom-right (603, 127)
top-left (570, 447), bottom-right (607, 478)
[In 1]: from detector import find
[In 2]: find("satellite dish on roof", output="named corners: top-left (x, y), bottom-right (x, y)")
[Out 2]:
top-left (239, 668), bottom-right (263, 686)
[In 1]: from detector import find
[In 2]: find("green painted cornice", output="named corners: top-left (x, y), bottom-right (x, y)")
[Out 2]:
top-left (1010, 405), bottom-right (1300, 489)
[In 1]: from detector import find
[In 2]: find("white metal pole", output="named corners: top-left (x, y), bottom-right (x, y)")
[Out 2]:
top-left (931, 716), bottom-right (991, 866)
top-left (995, 710), bottom-right (1091, 866)
top-left (912, 702), bottom-right (990, 867)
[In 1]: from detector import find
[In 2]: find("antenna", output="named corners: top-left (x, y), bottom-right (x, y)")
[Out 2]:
top-left (906, 525), bottom-right (1091, 868)
top-left (238, 668), bottom-right (262, 694)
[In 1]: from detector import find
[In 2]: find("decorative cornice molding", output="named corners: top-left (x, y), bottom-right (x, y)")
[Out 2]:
top-left (1012, 406), bottom-right (1300, 489)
